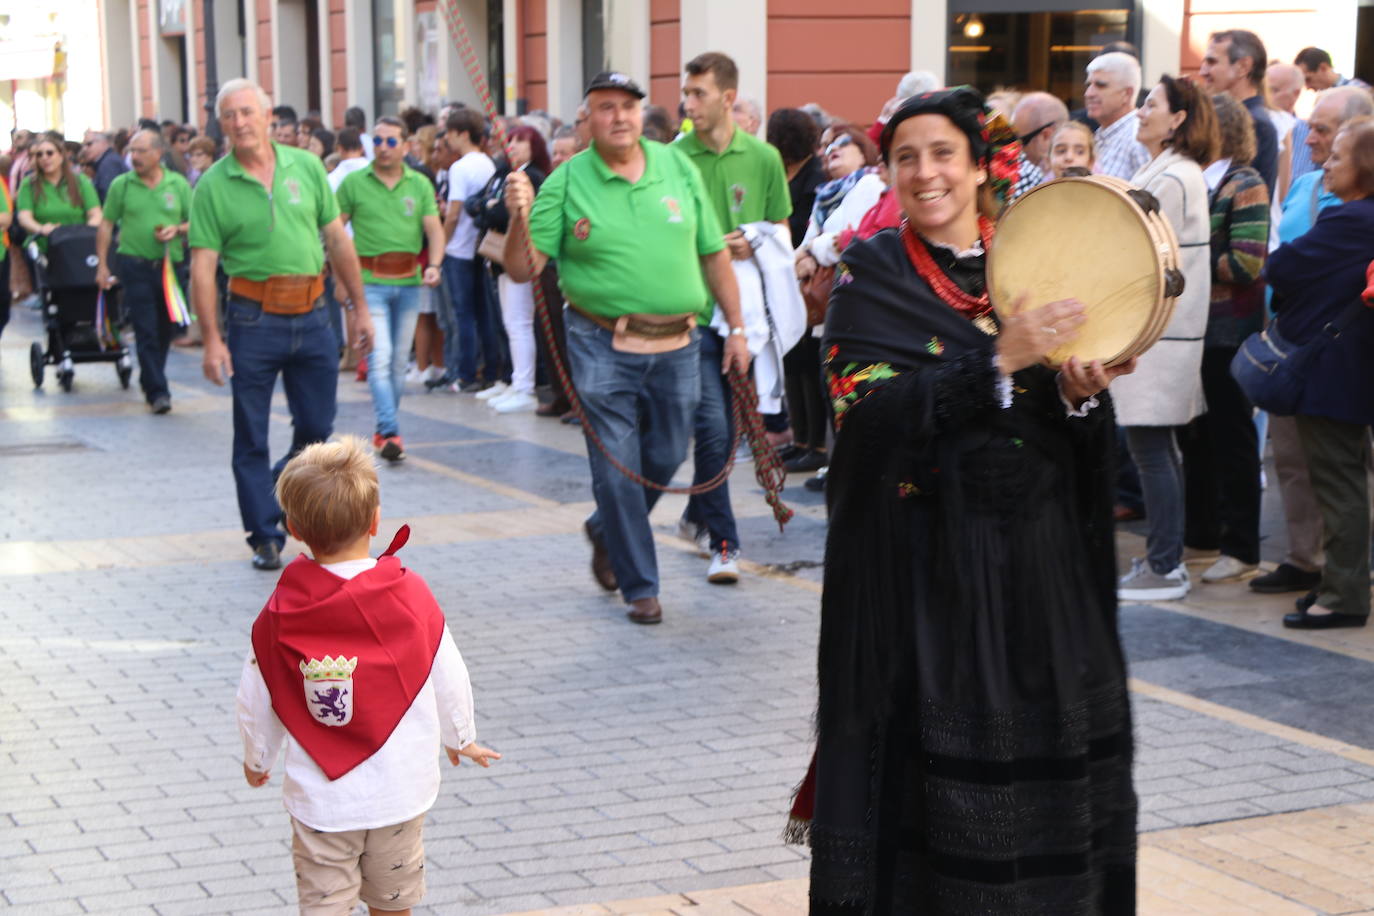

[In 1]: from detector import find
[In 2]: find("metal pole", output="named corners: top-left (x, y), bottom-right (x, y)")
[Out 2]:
top-left (201, 0), bottom-right (222, 144)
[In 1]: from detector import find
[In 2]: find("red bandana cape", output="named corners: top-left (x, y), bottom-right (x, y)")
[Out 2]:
top-left (250, 526), bottom-right (445, 781)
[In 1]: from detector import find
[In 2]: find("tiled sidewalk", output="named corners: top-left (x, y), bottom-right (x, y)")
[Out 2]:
top-left (3, 305), bottom-right (1374, 913)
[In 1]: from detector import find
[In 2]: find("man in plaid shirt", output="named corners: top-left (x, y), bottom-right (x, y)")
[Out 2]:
top-left (1085, 52), bottom-right (1150, 180)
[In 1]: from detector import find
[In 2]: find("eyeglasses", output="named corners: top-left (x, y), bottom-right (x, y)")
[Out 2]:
top-left (33, 150), bottom-right (58, 159)
top-left (378, 136), bottom-right (401, 148)
top-left (824, 134), bottom-right (854, 157)
top-left (1018, 121), bottom-right (1058, 145)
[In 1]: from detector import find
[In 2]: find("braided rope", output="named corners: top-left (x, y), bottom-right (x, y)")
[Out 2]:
top-left (438, 0), bottom-right (793, 529)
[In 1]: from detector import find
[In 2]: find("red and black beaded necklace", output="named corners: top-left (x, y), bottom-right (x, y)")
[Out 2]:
top-left (899, 215), bottom-right (996, 321)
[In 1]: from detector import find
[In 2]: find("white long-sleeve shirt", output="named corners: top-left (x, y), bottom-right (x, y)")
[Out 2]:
top-left (236, 557), bottom-right (477, 832)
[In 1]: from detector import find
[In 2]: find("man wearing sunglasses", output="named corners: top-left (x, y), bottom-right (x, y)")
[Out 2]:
top-left (1010, 92), bottom-right (1069, 199)
top-left (335, 116), bottom-right (445, 463)
top-left (82, 130), bottom-right (129, 202)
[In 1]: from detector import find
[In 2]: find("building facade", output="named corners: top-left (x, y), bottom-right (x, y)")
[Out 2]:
top-left (99, 0), bottom-right (1369, 133)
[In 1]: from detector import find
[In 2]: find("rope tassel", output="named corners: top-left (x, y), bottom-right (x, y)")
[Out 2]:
top-left (438, 0), bottom-right (792, 530)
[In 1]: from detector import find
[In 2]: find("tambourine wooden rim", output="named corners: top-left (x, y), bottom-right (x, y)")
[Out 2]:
top-left (987, 174), bottom-right (1182, 368)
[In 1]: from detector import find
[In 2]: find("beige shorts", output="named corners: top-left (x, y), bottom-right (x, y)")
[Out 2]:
top-left (290, 814), bottom-right (426, 914)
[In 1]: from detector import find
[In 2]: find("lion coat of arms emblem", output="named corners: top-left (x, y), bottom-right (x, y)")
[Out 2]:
top-left (300, 655), bottom-right (358, 727)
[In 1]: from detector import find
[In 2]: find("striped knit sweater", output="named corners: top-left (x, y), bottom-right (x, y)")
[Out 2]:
top-left (1207, 164), bottom-right (1270, 348)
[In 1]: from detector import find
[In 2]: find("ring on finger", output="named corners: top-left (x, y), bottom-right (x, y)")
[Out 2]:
top-left (1042, 326), bottom-right (1058, 336)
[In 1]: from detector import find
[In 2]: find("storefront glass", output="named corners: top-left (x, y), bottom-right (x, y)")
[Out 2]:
top-left (948, 9), bottom-right (1132, 109)
top-left (374, 0), bottom-right (406, 116)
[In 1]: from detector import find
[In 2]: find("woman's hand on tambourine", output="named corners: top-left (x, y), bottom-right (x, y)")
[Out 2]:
top-left (1060, 355), bottom-right (1137, 404)
top-left (995, 296), bottom-right (1086, 375)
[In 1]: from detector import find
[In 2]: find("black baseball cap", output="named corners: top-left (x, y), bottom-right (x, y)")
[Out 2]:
top-left (584, 71), bottom-right (646, 100)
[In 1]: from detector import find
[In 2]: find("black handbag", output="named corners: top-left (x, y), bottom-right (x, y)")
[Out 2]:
top-left (1230, 300), bottom-right (1368, 415)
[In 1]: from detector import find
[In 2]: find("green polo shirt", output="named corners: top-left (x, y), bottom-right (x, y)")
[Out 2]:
top-left (674, 127), bottom-right (792, 232)
top-left (528, 138), bottom-right (724, 319)
top-left (335, 163), bottom-right (438, 285)
top-left (188, 142), bottom-right (338, 279)
top-left (16, 173), bottom-right (100, 251)
top-left (103, 168), bottom-right (193, 262)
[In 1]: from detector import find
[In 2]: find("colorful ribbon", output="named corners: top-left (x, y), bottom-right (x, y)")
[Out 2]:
top-left (94, 290), bottom-right (118, 350)
top-left (162, 244), bottom-right (191, 327)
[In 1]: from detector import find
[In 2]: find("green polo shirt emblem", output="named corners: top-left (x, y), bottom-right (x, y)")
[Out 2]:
top-left (662, 196), bottom-right (683, 223)
top-left (285, 178), bottom-right (303, 204)
top-left (731, 183), bottom-right (746, 214)
top-left (403, 196), bottom-right (416, 217)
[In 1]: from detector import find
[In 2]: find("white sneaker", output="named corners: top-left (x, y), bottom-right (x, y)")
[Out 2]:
top-left (421, 365), bottom-right (445, 384)
top-left (676, 517), bottom-right (711, 557)
top-left (475, 381), bottom-right (510, 401)
top-left (707, 547), bottom-right (741, 584)
top-left (1118, 558), bottom-right (1190, 602)
top-left (492, 390), bottom-right (537, 413)
top-left (1201, 555), bottom-right (1259, 583)
top-left (404, 362), bottom-right (421, 383)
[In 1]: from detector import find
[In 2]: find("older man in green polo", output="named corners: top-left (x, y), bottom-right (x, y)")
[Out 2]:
top-left (190, 78), bottom-right (374, 571)
top-left (504, 71), bottom-right (750, 625)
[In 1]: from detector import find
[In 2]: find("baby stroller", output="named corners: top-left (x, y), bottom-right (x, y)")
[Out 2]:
top-left (28, 224), bottom-right (132, 392)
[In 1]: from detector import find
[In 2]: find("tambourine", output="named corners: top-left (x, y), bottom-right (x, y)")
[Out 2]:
top-left (987, 174), bottom-right (1184, 368)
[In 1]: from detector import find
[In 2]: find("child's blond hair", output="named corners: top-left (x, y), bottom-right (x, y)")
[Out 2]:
top-left (275, 437), bottom-right (379, 554)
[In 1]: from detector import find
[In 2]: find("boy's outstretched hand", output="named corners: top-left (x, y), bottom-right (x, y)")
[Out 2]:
top-left (243, 763), bottom-right (270, 787)
top-left (446, 742), bottom-right (502, 768)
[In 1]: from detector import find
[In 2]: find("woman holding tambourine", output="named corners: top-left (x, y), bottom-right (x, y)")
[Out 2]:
top-left (791, 87), bottom-right (1139, 915)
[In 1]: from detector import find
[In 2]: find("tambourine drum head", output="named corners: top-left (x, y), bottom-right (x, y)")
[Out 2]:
top-left (989, 178), bottom-right (1162, 367)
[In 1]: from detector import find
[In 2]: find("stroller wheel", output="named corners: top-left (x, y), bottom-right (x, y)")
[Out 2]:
top-left (29, 342), bottom-right (44, 388)
top-left (58, 369), bottom-right (74, 393)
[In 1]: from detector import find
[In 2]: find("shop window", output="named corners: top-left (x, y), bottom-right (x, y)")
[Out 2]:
top-left (947, 9), bottom-right (1131, 109)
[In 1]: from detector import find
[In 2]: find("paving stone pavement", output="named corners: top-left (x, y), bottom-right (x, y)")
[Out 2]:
top-left (3, 305), bottom-right (1374, 913)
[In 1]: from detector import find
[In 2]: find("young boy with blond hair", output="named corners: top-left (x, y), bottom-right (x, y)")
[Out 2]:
top-left (236, 436), bottom-right (498, 915)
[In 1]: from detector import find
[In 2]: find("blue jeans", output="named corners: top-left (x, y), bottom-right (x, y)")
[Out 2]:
top-left (225, 296), bottom-right (338, 549)
top-left (364, 283), bottom-right (421, 437)
top-left (117, 254), bottom-right (181, 402)
top-left (684, 328), bottom-right (740, 552)
top-left (441, 256), bottom-right (506, 385)
top-left (1125, 425), bottom-right (1185, 575)
top-left (566, 308), bottom-right (700, 602)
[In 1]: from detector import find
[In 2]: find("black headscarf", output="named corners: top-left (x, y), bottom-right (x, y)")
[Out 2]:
top-left (878, 85), bottom-right (1023, 207)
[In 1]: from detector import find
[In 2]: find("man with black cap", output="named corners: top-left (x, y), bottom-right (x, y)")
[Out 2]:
top-left (503, 70), bottom-right (751, 625)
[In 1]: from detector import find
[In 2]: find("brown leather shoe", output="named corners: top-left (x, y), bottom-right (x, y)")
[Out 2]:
top-left (584, 521), bottom-right (617, 591)
top-left (627, 597), bottom-right (662, 625)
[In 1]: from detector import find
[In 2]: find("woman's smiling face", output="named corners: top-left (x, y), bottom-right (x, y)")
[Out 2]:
top-left (889, 113), bottom-right (983, 237)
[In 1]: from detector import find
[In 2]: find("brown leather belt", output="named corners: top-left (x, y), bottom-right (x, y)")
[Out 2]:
top-left (569, 304), bottom-right (696, 354)
top-left (359, 252), bottom-right (420, 279)
top-left (228, 274), bottom-right (325, 315)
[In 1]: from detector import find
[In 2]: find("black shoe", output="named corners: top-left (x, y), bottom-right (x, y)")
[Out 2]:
top-left (1295, 590), bottom-right (1318, 612)
top-left (150, 394), bottom-right (172, 414)
top-left (1283, 608), bottom-right (1367, 629)
top-left (1250, 562), bottom-right (1322, 594)
top-left (775, 444), bottom-right (806, 463)
top-left (784, 450), bottom-right (828, 473)
top-left (252, 542), bottom-right (282, 571)
top-left (804, 468), bottom-right (828, 493)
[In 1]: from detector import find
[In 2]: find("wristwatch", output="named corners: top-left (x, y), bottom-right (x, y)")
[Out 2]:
top-left (729, 326), bottom-right (746, 337)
